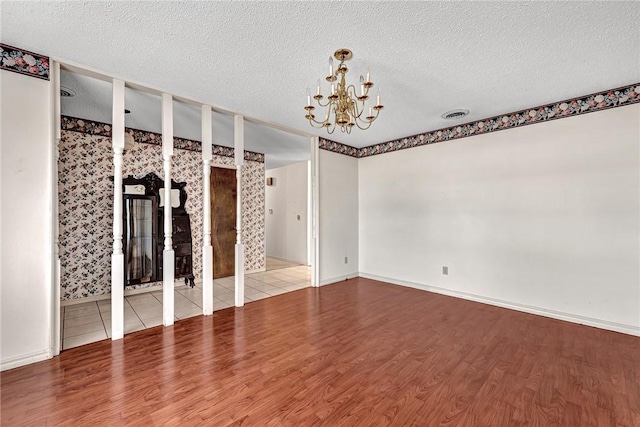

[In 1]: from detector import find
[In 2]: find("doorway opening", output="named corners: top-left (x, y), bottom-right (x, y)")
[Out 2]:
top-left (265, 160), bottom-right (312, 273)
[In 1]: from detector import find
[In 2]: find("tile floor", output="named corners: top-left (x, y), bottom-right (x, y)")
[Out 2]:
top-left (265, 257), bottom-right (303, 271)
top-left (62, 263), bottom-right (311, 350)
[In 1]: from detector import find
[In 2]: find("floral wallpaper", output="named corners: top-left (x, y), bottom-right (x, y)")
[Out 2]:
top-left (0, 43), bottom-right (50, 80)
top-left (59, 129), bottom-right (265, 301)
top-left (61, 116), bottom-right (265, 162)
top-left (320, 83), bottom-right (640, 158)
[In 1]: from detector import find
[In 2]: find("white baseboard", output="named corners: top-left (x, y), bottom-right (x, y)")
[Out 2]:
top-left (1, 349), bottom-right (51, 372)
top-left (320, 273), bottom-right (359, 286)
top-left (359, 272), bottom-right (640, 337)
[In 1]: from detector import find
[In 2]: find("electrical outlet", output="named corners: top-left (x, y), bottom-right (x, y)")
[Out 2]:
top-left (344, 256), bottom-right (348, 264)
top-left (442, 266), bottom-right (448, 275)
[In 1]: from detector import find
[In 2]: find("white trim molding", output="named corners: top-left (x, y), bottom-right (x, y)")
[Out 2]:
top-left (0, 349), bottom-right (52, 372)
top-left (359, 273), bottom-right (640, 337)
top-left (319, 273), bottom-right (359, 287)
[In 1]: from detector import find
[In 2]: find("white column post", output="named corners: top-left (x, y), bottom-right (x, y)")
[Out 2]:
top-left (111, 79), bottom-right (126, 340)
top-left (201, 105), bottom-right (214, 315)
top-left (234, 115), bottom-right (245, 307)
top-left (310, 136), bottom-right (320, 287)
top-left (162, 93), bottom-right (175, 326)
top-left (51, 60), bottom-right (62, 355)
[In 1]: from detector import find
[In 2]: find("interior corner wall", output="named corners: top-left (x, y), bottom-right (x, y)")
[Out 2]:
top-left (318, 149), bottom-right (359, 285)
top-left (359, 103), bottom-right (640, 334)
top-left (1, 70), bottom-right (54, 369)
top-left (265, 161), bottom-right (308, 265)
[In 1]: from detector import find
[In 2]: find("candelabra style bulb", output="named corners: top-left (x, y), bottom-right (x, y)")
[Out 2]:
top-left (307, 88), bottom-right (311, 106)
top-left (316, 79), bottom-right (321, 95)
top-left (329, 56), bottom-right (334, 75)
top-left (376, 89), bottom-right (381, 106)
top-left (360, 75), bottom-right (365, 96)
top-left (366, 68), bottom-right (371, 83)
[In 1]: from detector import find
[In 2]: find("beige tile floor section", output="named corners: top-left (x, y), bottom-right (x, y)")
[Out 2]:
top-left (62, 264), bottom-right (311, 350)
top-left (265, 256), bottom-right (303, 271)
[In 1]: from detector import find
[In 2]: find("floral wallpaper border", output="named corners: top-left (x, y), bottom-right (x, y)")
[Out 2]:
top-left (319, 83), bottom-right (640, 158)
top-left (0, 43), bottom-right (50, 80)
top-left (61, 116), bottom-right (265, 162)
top-left (318, 139), bottom-right (359, 158)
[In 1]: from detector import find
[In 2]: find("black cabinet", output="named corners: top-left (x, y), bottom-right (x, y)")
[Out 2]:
top-left (157, 213), bottom-right (195, 287)
top-left (122, 173), bottom-right (195, 288)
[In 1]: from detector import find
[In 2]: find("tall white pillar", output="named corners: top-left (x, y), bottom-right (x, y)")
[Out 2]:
top-left (310, 136), bottom-right (320, 287)
top-left (201, 105), bottom-right (214, 315)
top-left (51, 60), bottom-right (62, 355)
top-left (234, 115), bottom-right (245, 307)
top-left (162, 93), bottom-right (175, 326)
top-left (111, 79), bottom-right (126, 340)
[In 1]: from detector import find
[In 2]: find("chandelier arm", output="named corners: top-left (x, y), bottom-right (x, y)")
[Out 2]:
top-left (345, 85), bottom-right (361, 118)
top-left (353, 119), bottom-right (374, 131)
top-left (348, 102), bottom-right (360, 123)
top-left (309, 115), bottom-right (329, 125)
top-left (316, 98), bottom-right (332, 108)
top-left (353, 108), bottom-right (380, 130)
top-left (352, 98), bottom-right (365, 120)
top-left (310, 100), bottom-right (333, 125)
top-left (307, 120), bottom-right (327, 129)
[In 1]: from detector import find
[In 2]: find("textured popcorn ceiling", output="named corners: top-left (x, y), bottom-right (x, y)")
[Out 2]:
top-left (2, 1), bottom-right (639, 157)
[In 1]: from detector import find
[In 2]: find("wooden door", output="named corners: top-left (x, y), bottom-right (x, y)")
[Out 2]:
top-left (211, 167), bottom-right (237, 278)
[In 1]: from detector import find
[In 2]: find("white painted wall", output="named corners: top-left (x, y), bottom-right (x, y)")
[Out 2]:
top-left (359, 104), bottom-right (640, 334)
top-left (265, 161), bottom-right (309, 264)
top-left (1, 70), bottom-right (54, 369)
top-left (319, 149), bottom-right (359, 285)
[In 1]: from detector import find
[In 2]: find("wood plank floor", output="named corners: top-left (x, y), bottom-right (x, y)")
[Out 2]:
top-left (2, 278), bottom-right (639, 426)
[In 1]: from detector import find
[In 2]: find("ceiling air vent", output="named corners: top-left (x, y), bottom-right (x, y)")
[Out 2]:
top-left (60, 86), bottom-right (76, 97)
top-left (441, 109), bottom-right (469, 120)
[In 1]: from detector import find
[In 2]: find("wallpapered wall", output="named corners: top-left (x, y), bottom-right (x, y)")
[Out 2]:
top-left (58, 130), bottom-right (265, 301)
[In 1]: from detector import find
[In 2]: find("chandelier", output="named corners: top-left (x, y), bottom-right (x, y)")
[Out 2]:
top-left (305, 48), bottom-right (384, 134)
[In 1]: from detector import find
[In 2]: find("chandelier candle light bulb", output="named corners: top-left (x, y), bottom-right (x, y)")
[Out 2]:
top-left (305, 48), bottom-right (384, 134)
